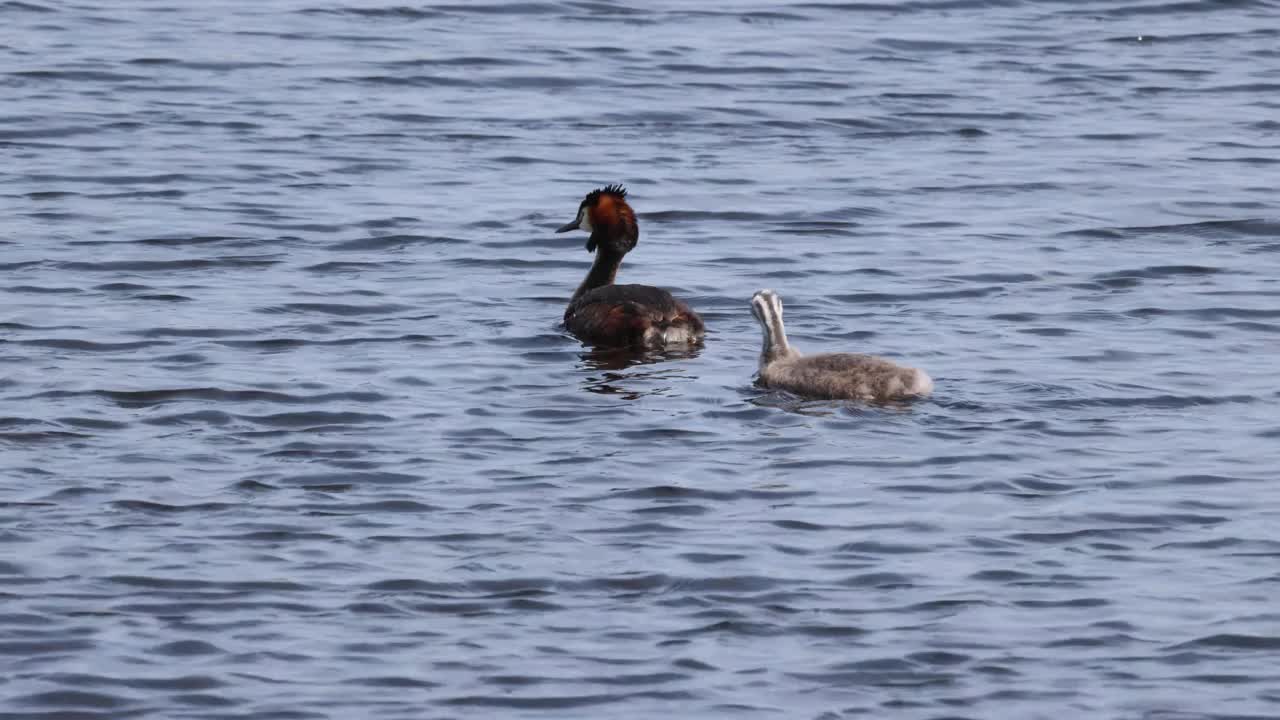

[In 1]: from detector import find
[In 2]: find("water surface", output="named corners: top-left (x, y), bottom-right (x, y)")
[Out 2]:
top-left (3, 1), bottom-right (1280, 718)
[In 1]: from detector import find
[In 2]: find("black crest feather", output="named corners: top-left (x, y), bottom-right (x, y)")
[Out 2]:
top-left (583, 184), bottom-right (627, 206)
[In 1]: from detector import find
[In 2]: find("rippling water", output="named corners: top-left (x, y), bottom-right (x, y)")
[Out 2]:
top-left (4, 1), bottom-right (1280, 717)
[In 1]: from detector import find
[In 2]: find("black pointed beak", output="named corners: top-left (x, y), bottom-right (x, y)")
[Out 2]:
top-left (555, 220), bottom-right (578, 233)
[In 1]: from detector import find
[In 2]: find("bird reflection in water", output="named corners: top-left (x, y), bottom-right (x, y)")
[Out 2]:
top-left (748, 387), bottom-right (924, 416)
top-left (579, 345), bottom-right (701, 400)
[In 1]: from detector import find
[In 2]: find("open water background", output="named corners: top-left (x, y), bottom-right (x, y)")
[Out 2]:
top-left (2, 1), bottom-right (1279, 718)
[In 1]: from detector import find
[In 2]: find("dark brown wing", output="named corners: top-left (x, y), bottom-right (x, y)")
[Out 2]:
top-left (565, 284), bottom-right (703, 347)
top-left (564, 301), bottom-right (651, 345)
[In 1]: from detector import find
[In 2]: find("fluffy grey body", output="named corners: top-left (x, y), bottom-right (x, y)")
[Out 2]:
top-left (750, 289), bottom-right (932, 402)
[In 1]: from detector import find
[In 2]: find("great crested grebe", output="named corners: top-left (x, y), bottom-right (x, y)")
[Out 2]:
top-left (556, 185), bottom-right (705, 347)
top-left (750, 289), bottom-right (932, 402)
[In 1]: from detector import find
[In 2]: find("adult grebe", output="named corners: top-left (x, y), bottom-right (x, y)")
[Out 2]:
top-left (750, 289), bottom-right (932, 402)
top-left (556, 185), bottom-right (705, 347)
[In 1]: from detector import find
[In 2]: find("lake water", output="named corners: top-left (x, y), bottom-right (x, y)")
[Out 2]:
top-left (3, 1), bottom-right (1279, 718)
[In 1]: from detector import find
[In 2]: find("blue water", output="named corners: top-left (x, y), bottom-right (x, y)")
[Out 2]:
top-left (3, 1), bottom-right (1280, 718)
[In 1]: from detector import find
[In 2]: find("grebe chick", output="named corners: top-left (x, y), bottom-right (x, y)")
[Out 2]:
top-left (556, 185), bottom-right (704, 347)
top-left (750, 289), bottom-right (932, 402)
